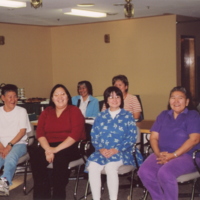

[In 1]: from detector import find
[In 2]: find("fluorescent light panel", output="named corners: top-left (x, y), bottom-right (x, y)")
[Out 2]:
top-left (77, 3), bottom-right (94, 7)
top-left (0, 0), bottom-right (26, 8)
top-left (63, 9), bottom-right (107, 18)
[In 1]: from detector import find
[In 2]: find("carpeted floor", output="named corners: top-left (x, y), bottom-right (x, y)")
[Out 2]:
top-left (1, 171), bottom-right (200, 200)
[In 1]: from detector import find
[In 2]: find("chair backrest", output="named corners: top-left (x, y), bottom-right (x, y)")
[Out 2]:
top-left (99, 100), bottom-right (104, 111)
top-left (134, 95), bottom-right (144, 122)
top-left (26, 123), bottom-right (35, 146)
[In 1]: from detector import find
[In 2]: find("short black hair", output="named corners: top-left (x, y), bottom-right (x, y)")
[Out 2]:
top-left (112, 75), bottom-right (129, 92)
top-left (169, 86), bottom-right (188, 98)
top-left (103, 86), bottom-right (124, 109)
top-left (168, 86), bottom-right (195, 110)
top-left (1, 84), bottom-right (18, 96)
top-left (49, 84), bottom-right (72, 108)
top-left (77, 81), bottom-right (93, 95)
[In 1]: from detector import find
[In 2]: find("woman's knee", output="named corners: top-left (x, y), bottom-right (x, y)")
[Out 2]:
top-left (138, 164), bottom-right (148, 180)
top-left (157, 166), bottom-right (176, 184)
top-left (88, 161), bottom-right (103, 174)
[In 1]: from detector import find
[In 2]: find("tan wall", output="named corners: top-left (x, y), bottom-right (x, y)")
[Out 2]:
top-left (51, 15), bottom-right (177, 119)
top-left (0, 15), bottom-right (178, 120)
top-left (0, 23), bottom-right (53, 98)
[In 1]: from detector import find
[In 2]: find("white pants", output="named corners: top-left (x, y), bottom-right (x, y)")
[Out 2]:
top-left (88, 160), bottom-right (123, 200)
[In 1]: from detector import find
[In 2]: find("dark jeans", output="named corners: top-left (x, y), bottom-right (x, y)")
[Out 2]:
top-left (29, 141), bottom-right (81, 200)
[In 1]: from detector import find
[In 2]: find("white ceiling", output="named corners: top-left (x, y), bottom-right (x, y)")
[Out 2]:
top-left (0, 0), bottom-right (200, 26)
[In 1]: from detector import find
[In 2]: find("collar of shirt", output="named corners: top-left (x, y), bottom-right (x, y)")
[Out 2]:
top-left (168, 107), bottom-right (188, 116)
top-left (109, 108), bottom-right (121, 119)
top-left (79, 96), bottom-right (89, 117)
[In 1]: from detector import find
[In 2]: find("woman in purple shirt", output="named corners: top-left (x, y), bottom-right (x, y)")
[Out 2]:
top-left (138, 86), bottom-right (200, 200)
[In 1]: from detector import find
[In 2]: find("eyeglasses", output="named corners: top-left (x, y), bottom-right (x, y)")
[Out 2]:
top-left (108, 96), bottom-right (120, 99)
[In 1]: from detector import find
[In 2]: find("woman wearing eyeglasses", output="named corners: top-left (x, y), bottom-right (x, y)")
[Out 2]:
top-left (86, 86), bottom-right (143, 200)
top-left (101, 75), bottom-right (142, 121)
top-left (138, 86), bottom-right (200, 200)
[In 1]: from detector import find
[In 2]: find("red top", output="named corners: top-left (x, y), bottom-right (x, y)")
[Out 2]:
top-left (36, 105), bottom-right (86, 143)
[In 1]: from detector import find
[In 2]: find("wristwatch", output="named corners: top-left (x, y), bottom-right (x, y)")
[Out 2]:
top-left (8, 142), bottom-right (14, 147)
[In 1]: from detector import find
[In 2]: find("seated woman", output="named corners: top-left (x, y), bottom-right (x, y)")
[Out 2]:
top-left (102, 75), bottom-right (142, 121)
top-left (138, 86), bottom-right (200, 200)
top-left (72, 80), bottom-right (99, 118)
top-left (29, 84), bottom-right (85, 200)
top-left (0, 84), bottom-right (31, 196)
top-left (86, 86), bottom-right (143, 200)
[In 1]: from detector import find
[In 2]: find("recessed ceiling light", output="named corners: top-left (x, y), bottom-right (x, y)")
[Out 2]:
top-left (77, 3), bottom-right (94, 7)
top-left (63, 8), bottom-right (107, 18)
top-left (0, 0), bottom-right (26, 8)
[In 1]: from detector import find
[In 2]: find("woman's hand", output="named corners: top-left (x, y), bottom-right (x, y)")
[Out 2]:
top-left (1, 146), bottom-right (12, 159)
top-left (45, 147), bottom-right (58, 155)
top-left (45, 147), bottom-right (57, 163)
top-left (0, 147), bottom-right (5, 158)
top-left (99, 148), bottom-right (119, 158)
top-left (106, 148), bottom-right (119, 158)
top-left (156, 152), bottom-right (175, 164)
top-left (45, 153), bottom-right (54, 163)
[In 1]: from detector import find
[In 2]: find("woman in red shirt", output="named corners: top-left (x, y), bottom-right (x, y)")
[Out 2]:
top-left (30, 84), bottom-right (85, 200)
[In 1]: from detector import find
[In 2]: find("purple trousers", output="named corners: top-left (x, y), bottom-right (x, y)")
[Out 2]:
top-left (138, 153), bottom-right (200, 200)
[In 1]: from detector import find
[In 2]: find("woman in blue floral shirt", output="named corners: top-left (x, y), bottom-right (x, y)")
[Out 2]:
top-left (86, 86), bottom-right (143, 200)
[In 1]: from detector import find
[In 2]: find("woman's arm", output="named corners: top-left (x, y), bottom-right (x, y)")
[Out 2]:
top-left (115, 113), bottom-right (136, 152)
top-left (163, 133), bottom-right (200, 162)
top-left (38, 136), bottom-right (51, 151)
top-left (133, 112), bottom-right (141, 120)
top-left (176, 133), bottom-right (200, 155)
top-left (90, 115), bottom-right (102, 150)
top-left (150, 131), bottom-right (160, 157)
top-left (150, 131), bottom-right (170, 164)
top-left (2, 128), bottom-right (26, 158)
top-left (9, 128), bottom-right (26, 145)
top-left (45, 136), bottom-right (76, 154)
top-left (38, 136), bottom-right (55, 163)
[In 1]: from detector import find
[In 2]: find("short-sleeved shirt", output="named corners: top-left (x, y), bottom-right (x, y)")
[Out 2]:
top-left (151, 108), bottom-right (200, 156)
top-left (124, 94), bottom-right (142, 114)
top-left (0, 106), bottom-right (31, 147)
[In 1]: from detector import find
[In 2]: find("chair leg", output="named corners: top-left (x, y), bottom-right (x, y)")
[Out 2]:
top-left (73, 165), bottom-right (82, 198)
top-left (128, 170), bottom-right (135, 200)
top-left (23, 161), bottom-right (33, 195)
top-left (23, 160), bottom-right (33, 195)
top-left (84, 180), bottom-right (90, 200)
top-left (23, 160), bottom-right (28, 194)
top-left (142, 189), bottom-right (148, 200)
top-left (190, 178), bottom-right (198, 200)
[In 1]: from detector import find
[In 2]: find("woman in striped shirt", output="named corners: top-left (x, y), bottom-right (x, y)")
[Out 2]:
top-left (102, 75), bottom-right (142, 121)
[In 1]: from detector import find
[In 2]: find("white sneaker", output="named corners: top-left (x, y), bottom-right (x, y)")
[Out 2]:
top-left (0, 177), bottom-right (9, 196)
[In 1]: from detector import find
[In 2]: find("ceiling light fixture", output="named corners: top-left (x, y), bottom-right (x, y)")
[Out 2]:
top-left (77, 3), bottom-right (94, 7)
top-left (30, 0), bottom-right (42, 9)
top-left (124, 0), bottom-right (134, 18)
top-left (0, 0), bottom-right (26, 8)
top-left (63, 8), bottom-right (107, 18)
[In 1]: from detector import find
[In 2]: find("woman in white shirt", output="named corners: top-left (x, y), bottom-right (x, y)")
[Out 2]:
top-left (0, 84), bottom-right (30, 196)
